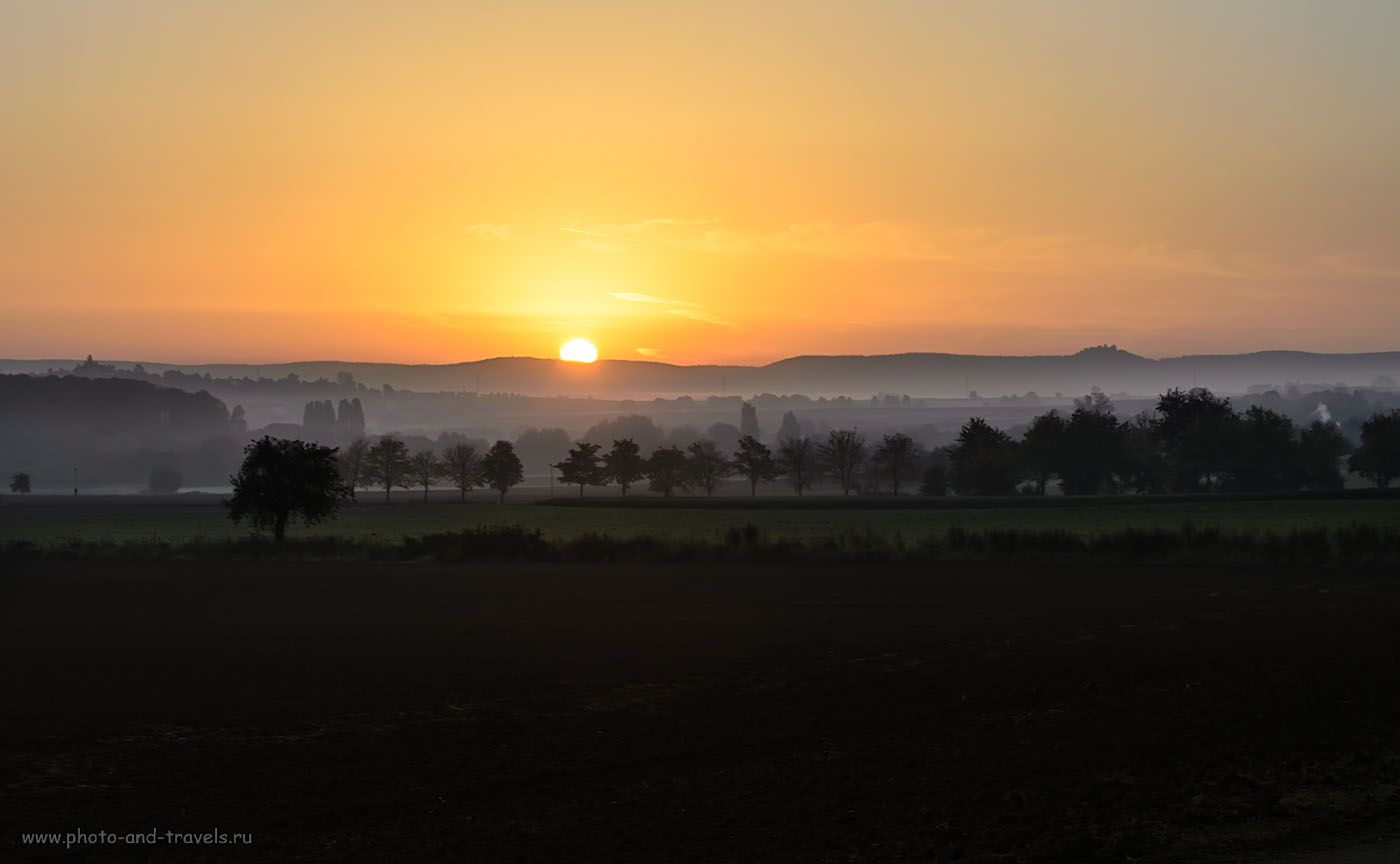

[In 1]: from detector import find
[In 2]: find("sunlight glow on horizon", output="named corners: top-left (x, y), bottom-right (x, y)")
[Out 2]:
top-left (1, 1), bottom-right (1397, 363)
top-left (559, 339), bottom-right (599, 364)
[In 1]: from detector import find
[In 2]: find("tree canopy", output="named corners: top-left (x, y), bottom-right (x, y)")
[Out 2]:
top-left (556, 442), bottom-right (607, 497)
top-left (732, 435), bottom-right (777, 496)
top-left (9, 472), bottom-right (31, 495)
top-left (603, 438), bottom-right (646, 496)
top-left (363, 436), bottom-right (413, 503)
top-left (482, 440), bottom-right (524, 503)
top-left (227, 436), bottom-right (350, 543)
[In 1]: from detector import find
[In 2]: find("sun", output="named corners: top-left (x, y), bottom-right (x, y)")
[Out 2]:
top-left (559, 338), bottom-right (598, 363)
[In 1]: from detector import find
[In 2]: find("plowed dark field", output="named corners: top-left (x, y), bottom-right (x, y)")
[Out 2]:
top-left (3, 561), bottom-right (1398, 862)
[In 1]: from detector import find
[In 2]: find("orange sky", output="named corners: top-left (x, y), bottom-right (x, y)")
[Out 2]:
top-left (2, 1), bottom-right (1398, 365)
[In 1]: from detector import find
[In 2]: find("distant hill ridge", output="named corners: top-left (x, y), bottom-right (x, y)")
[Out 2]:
top-left (2, 346), bottom-right (1398, 398)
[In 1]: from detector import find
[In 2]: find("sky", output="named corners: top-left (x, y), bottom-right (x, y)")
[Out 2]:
top-left (2, 0), bottom-right (1398, 365)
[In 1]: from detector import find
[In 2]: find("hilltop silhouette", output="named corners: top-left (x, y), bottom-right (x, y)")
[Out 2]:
top-left (5, 346), bottom-right (1398, 399)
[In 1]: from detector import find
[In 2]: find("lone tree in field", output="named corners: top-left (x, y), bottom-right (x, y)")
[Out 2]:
top-left (338, 437), bottom-right (369, 499)
top-left (363, 436), bottom-right (413, 503)
top-left (777, 435), bottom-right (817, 495)
top-left (555, 442), bottom-right (607, 497)
top-left (482, 439), bottom-right (524, 503)
top-left (645, 445), bottom-right (690, 497)
top-left (603, 438), bottom-right (646, 496)
top-left (440, 443), bottom-right (483, 501)
top-left (9, 471), bottom-right (31, 495)
top-left (732, 435), bottom-right (777, 496)
top-left (819, 429), bottom-right (867, 495)
top-left (227, 436), bottom-right (350, 543)
top-left (409, 449), bottom-right (442, 503)
top-left (873, 432), bottom-right (921, 495)
top-left (686, 439), bottom-right (732, 496)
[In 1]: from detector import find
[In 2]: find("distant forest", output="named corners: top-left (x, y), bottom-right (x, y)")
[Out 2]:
top-left (4, 370), bottom-right (1398, 496)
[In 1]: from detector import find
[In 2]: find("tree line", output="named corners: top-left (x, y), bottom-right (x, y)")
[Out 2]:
top-left (338, 387), bottom-right (1400, 500)
top-left (942, 388), bottom-right (1400, 495)
top-left (335, 437), bottom-right (525, 503)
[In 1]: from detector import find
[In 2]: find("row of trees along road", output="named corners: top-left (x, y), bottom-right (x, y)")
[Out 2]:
top-left (335, 437), bottom-right (524, 503)
top-left (553, 431), bottom-right (920, 497)
top-left (226, 436), bottom-right (527, 543)
top-left (946, 389), bottom-right (1400, 495)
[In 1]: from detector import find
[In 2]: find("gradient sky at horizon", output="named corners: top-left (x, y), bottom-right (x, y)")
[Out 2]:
top-left (3, 0), bottom-right (1398, 365)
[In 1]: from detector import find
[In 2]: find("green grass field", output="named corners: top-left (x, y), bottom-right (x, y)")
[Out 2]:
top-left (3, 490), bottom-right (1398, 546)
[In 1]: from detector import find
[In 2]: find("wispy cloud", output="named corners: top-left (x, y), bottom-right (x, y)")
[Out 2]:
top-left (634, 347), bottom-right (663, 357)
top-left (1310, 251), bottom-right (1400, 279)
top-left (607, 291), bottom-right (698, 307)
top-left (668, 308), bottom-right (737, 328)
top-left (561, 218), bottom-right (1396, 283)
top-left (464, 223), bottom-right (513, 240)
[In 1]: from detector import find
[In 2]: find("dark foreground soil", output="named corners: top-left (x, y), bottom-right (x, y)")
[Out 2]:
top-left (2, 562), bottom-right (1398, 863)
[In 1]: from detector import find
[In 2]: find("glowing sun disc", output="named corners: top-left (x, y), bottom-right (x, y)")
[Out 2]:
top-left (560, 338), bottom-right (598, 363)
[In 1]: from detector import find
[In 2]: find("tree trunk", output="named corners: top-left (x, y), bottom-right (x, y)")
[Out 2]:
top-left (384, 483), bottom-right (391, 504)
top-left (423, 484), bottom-right (428, 503)
top-left (579, 484), bottom-right (584, 498)
top-left (460, 487), bottom-right (466, 502)
top-left (274, 510), bottom-right (289, 544)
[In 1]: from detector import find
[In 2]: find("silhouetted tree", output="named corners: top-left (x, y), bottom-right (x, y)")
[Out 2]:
top-left (1118, 413), bottom-right (1170, 493)
top-left (1020, 410), bottom-right (1065, 494)
top-left (1153, 388), bottom-right (1239, 491)
top-left (338, 437), bottom-right (369, 498)
top-left (704, 422), bottom-right (742, 456)
top-left (227, 437), bottom-right (349, 543)
top-left (10, 472), bottom-right (31, 495)
top-left (1059, 406), bottom-right (1124, 495)
top-left (149, 467), bottom-right (183, 494)
top-left (732, 435), bottom-right (777, 496)
top-left (740, 401), bottom-right (760, 438)
top-left (946, 418), bottom-right (1019, 495)
top-left (819, 429), bottom-right (867, 496)
top-left (364, 436), bottom-right (413, 503)
top-left (873, 432), bottom-right (921, 495)
top-left (920, 463), bottom-right (947, 496)
top-left (777, 411), bottom-right (802, 444)
top-left (777, 434), bottom-right (817, 496)
top-left (1349, 410), bottom-right (1400, 488)
top-left (603, 438), bottom-right (646, 496)
top-left (337, 397), bottom-right (366, 438)
top-left (1230, 406), bottom-right (1300, 491)
top-left (441, 443), bottom-right (483, 501)
top-left (555, 442), bottom-right (607, 497)
top-left (410, 450), bottom-right (441, 503)
top-left (514, 427), bottom-right (572, 476)
top-left (1074, 387), bottom-right (1115, 416)
top-left (1298, 420), bottom-right (1351, 490)
top-left (482, 440), bottom-right (524, 503)
top-left (645, 445), bottom-right (690, 497)
top-left (687, 440), bottom-right (732, 496)
top-left (302, 400), bottom-right (336, 434)
top-left (584, 416), bottom-right (664, 455)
